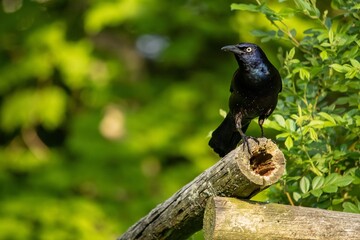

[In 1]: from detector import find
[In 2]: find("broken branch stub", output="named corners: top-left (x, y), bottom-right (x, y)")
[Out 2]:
top-left (118, 138), bottom-right (285, 240)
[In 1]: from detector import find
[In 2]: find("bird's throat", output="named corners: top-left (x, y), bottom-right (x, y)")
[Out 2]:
top-left (241, 61), bottom-right (271, 87)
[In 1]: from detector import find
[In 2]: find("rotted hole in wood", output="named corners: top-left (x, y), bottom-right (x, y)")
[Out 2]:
top-left (250, 150), bottom-right (275, 176)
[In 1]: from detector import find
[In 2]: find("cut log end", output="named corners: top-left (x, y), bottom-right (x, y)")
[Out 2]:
top-left (250, 150), bottom-right (275, 176)
top-left (236, 138), bottom-right (285, 186)
top-left (118, 138), bottom-right (286, 240)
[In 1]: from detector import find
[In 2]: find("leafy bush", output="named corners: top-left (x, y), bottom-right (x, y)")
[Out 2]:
top-left (232, 0), bottom-right (360, 212)
top-left (0, 1), bottom-right (359, 239)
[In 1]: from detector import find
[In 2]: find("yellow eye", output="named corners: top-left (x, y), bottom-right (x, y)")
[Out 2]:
top-left (245, 47), bottom-right (252, 53)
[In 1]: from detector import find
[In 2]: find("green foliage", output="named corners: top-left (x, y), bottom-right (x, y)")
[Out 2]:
top-left (1, 0), bottom-right (359, 239)
top-left (233, 0), bottom-right (360, 213)
top-left (0, 0), bottom-right (237, 239)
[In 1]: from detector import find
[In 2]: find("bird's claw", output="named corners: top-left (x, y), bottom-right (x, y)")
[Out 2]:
top-left (242, 136), bottom-right (259, 155)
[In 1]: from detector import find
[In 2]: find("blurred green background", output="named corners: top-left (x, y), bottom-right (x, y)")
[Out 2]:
top-left (0, 0), bottom-right (344, 239)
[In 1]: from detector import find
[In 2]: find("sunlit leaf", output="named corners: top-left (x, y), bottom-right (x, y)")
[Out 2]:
top-left (273, 114), bottom-right (286, 128)
top-left (219, 109), bottom-right (227, 118)
top-left (322, 185), bottom-right (338, 193)
top-left (310, 189), bottom-right (323, 197)
top-left (308, 128), bottom-right (318, 141)
top-left (300, 176), bottom-right (310, 193)
top-left (312, 176), bottom-right (325, 190)
top-left (1, 87), bottom-right (67, 131)
top-left (324, 173), bottom-right (341, 185)
top-left (320, 50), bottom-right (328, 61)
top-left (299, 68), bottom-right (310, 80)
top-left (318, 112), bottom-right (336, 124)
top-left (285, 136), bottom-right (293, 150)
top-left (350, 58), bottom-right (360, 68)
top-left (330, 63), bottom-right (352, 73)
top-left (332, 198), bottom-right (344, 205)
top-left (343, 202), bottom-right (360, 213)
top-left (336, 176), bottom-right (354, 187)
top-left (85, 0), bottom-right (140, 33)
top-left (230, 3), bottom-right (258, 11)
top-left (293, 192), bottom-right (301, 202)
top-left (276, 132), bottom-right (290, 138)
top-left (287, 48), bottom-right (295, 59)
top-left (328, 28), bottom-right (334, 44)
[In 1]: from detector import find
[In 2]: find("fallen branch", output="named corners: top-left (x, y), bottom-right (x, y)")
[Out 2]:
top-left (204, 197), bottom-right (360, 240)
top-left (118, 138), bottom-right (285, 240)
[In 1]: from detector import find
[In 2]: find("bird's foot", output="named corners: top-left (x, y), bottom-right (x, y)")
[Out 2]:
top-left (242, 136), bottom-right (259, 155)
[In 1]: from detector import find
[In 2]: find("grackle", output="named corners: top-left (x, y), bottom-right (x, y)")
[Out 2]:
top-left (209, 43), bottom-right (282, 157)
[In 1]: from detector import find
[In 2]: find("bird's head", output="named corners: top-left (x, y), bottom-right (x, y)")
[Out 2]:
top-left (221, 43), bottom-right (268, 66)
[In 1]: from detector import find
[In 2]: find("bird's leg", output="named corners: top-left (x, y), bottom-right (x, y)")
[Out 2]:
top-left (258, 117), bottom-right (265, 137)
top-left (234, 113), bottom-right (254, 154)
top-left (258, 116), bottom-right (276, 143)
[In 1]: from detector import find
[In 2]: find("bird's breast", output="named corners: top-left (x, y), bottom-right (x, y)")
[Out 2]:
top-left (229, 88), bottom-right (278, 119)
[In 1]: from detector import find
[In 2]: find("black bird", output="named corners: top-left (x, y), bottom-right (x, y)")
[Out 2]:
top-left (209, 43), bottom-right (282, 157)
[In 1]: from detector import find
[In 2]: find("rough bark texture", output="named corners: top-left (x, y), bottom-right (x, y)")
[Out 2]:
top-left (204, 196), bottom-right (360, 240)
top-left (118, 138), bottom-right (285, 240)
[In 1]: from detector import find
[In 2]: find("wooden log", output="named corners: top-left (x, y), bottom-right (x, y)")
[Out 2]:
top-left (204, 196), bottom-right (360, 240)
top-left (118, 138), bottom-right (285, 240)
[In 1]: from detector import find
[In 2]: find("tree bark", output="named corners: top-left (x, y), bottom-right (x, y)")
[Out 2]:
top-left (118, 138), bottom-right (285, 240)
top-left (204, 196), bottom-right (360, 240)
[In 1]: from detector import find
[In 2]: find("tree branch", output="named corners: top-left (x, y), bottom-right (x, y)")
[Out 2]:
top-left (118, 138), bottom-right (286, 240)
top-left (204, 197), bottom-right (360, 240)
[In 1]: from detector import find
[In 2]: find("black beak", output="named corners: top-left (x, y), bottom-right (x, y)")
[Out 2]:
top-left (221, 45), bottom-right (243, 54)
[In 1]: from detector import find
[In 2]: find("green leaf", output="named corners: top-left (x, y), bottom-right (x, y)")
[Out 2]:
top-left (324, 17), bottom-right (331, 29)
top-left (343, 45), bottom-right (359, 59)
top-left (276, 132), bottom-right (290, 138)
top-left (293, 192), bottom-right (301, 202)
top-left (330, 63), bottom-right (347, 73)
top-left (350, 58), bottom-right (360, 68)
top-left (277, 29), bottom-right (284, 37)
top-left (343, 202), bottom-right (360, 213)
top-left (322, 121), bottom-right (336, 127)
top-left (332, 198), bottom-right (344, 205)
top-left (300, 176), bottom-right (310, 193)
top-left (285, 136), bottom-right (293, 150)
top-left (320, 50), bottom-right (328, 60)
top-left (85, 1), bottom-right (141, 33)
top-left (285, 119), bottom-right (296, 131)
top-left (307, 120), bottom-right (325, 127)
top-left (259, 5), bottom-right (282, 21)
top-left (252, 30), bottom-right (276, 38)
top-left (219, 109), bottom-right (227, 118)
top-left (354, 4), bottom-right (360, 9)
top-left (266, 120), bottom-right (283, 131)
top-left (308, 128), bottom-right (318, 141)
top-left (336, 175), bottom-right (354, 187)
top-left (312, 176), bottom-right (325, 189)
top-left (324, 173), bottom-right (340, 185)
top-left (273, 114), bottom-right (286, 128)
top-left (322, 185), bottom-right (338, 193)
top-left (286, 176), bottom-right (302, 182)
top-left (299, 68), bottom-right (310, 80)
top-left (310, 189), bottom-right (323, 197)
top-left (318, 112), bottom-right (336, 124)
top-left (287, 48), bottom-right (295, 59)
top-left (328, 28), bottom-right (334, 44)
top-left (301, 192), bottom-right (310, 199)
top-left (231, 3), bottom-right (258, 12)
top-left (1, 87), bottom-right (67, 131)
top-left (345, 68), bottom-right (358, 79)
top-left (290, 29), bottom-right (296, 37)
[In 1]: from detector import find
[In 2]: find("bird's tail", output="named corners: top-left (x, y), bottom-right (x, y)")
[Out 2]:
top-left (208, 114), bottom-right (249, 157)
